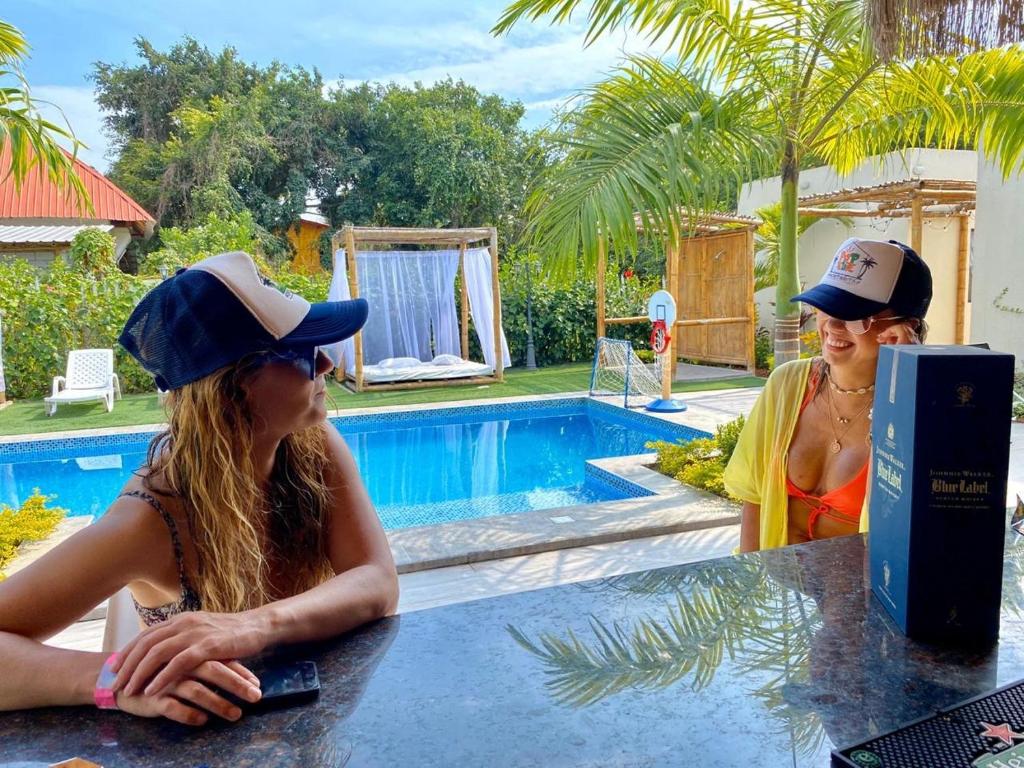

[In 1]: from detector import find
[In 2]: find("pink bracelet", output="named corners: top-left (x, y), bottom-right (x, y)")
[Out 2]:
top-left (93, 653), bottom-right (119, 710)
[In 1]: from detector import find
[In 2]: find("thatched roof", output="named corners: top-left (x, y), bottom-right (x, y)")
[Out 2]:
top-left (867, 0), bottom-right (1024, 59)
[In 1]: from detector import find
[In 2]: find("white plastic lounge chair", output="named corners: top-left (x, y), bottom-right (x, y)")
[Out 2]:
top-left (44, 348), bottom-right (121, 416)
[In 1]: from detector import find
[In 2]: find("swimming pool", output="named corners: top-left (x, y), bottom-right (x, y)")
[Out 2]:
top-left (0, 398), bottom-right (706, 530)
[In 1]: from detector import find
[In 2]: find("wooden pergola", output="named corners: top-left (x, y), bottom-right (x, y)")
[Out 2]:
top-left (330, 225), bottom-right (504, 392)
top-left (596, 212), bottom-right (761, 371)
top-left (797, 178), bottom-right (976, 342)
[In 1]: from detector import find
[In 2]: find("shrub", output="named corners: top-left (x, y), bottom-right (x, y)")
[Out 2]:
top-left (499, 252), bottom-right (658, 367)
top-left (754, 325), bottom-right (772, 371)
top-left (647, 415), bottom-right (746, 498)
top-left (0, 490), bottom-right (66, 577)
top-left (0, 227), bottom-right (329, 398)
top-left (69, 229), bottom-right (118, 275)
top-left (140, 211), bottom-right (264, 276)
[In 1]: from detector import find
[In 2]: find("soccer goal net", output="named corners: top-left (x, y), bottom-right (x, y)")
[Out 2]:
top-left (589, 337), bottom-right (663, 408)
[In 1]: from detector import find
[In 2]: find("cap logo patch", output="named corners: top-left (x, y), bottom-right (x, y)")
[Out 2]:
top-left (259, 272), bottom-right (294, 300)
top-left (830, 245), bottom-right (879, 284)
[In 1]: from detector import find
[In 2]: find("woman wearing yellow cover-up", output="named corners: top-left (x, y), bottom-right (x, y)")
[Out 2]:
top-left (724, 239), bottom-right (931, 551)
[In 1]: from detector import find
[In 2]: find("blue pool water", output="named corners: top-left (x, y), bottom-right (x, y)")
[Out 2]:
top-left (0, 399), bottom-right (705, 530)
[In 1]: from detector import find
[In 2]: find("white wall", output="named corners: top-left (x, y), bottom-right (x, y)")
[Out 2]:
top-left (738, 149), bottom-right (977, 343)
top-left (970, 152), bottom-right (1024, 363)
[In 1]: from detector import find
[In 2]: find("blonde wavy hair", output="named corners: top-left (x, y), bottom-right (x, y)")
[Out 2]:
top-left (144, 358), bottom-right (334, 612)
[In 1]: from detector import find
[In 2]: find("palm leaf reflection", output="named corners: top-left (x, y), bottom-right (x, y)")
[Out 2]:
top-left (508, 558), bottom-right (821, 713)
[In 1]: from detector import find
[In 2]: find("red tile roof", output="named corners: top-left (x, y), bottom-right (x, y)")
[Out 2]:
top-left (0, 144), bottom-right (154, 224)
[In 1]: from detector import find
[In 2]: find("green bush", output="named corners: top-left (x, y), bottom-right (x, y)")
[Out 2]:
top-left (647, 415), bottom-right (746, 498)
top-left (69, 229), bottom-right (118, 275)
top-left (0, 223), bottom-right (330, 399)
top-left (499, 253), bottom-right (657, 367)
top-left (140, 211), bottom-right (264, 276)
top-left (0, 490), bottom-right (66, 577)
top-left (754, 325), bottom-right (772, 371)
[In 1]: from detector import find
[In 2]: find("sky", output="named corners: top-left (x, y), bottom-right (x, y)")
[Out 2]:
top-left (8, 0), bottom-right (660, 171)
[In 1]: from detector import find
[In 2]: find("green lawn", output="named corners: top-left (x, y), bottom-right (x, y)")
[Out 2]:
top-left (0, 363), bottom-right (764, 437)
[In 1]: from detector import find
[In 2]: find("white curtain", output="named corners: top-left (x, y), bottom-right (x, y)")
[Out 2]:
top-left (464, 247), bottom-right (511, 369)
top-left (327, 249), bottom-right (461, 375)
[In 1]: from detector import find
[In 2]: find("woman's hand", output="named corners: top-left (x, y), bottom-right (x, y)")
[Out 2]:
top-left (111, 611), bottom-right (269, 697)
top-left (876, 321), bottom-right (920, 345)
top-left (115, 659), bottom-right (261, 726)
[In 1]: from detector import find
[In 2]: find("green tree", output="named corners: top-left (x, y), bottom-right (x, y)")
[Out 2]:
top-left (94, 38), bottom-right (354, 243)
top-left (495, 0), bottom-right (1024, 364)
top-left (0, 20), bottom-right (88, 206)
top-left (327, 79), bottom-right (540, 243)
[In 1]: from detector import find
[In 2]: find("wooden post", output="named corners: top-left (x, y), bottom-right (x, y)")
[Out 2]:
top-left (489, 227), bottom-right (504, 381)
top-left (458, 241), bottom-right (469, 360)
top-left (329, 232), bottom-right (346, 382)
top-left (910, 195), bottom-right (923, 257)
top-left (956, 214), bottom-right (970, 344)
top-left (343, 226), bottom-right (364, 392)
top-left (746, 229), bottom-right (756, 372)
top-left (596, 237), bottom-right (606, 340)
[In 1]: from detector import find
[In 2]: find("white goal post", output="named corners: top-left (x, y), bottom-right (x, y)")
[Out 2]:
top-left (588, 337), bottom-right (663, 408)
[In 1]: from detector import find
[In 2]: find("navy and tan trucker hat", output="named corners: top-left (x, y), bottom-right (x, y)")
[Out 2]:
top-left (119, 251), bottom-right (368, 390)
top-left (792, 238), bottom-right (932, 321)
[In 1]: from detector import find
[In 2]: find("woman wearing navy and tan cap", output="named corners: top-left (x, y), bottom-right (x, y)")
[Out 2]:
top-left (0, 252), bottom-right (398, 724)
top-left (724, 238), bottom-right (932, 551)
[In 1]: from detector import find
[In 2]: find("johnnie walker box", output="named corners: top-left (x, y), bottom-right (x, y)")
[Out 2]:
top-left (869, 344), bottom-right (1014, 645)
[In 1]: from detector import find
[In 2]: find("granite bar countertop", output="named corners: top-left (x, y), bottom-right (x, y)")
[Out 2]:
top-left (4, 532), bottom-right (1024, 767)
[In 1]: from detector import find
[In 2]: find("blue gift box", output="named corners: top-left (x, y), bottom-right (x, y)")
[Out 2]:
top-left (869, 345), bottom-right (1014, 645)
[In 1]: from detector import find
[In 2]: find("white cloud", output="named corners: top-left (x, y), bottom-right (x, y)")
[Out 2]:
top-left (327, 26), bottom-right (662, 108)
top-left (32, 85), bottom-right (110, 172)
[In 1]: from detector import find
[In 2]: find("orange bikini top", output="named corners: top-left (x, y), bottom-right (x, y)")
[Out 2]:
top-left (785, 366), bottom-right (868, 538)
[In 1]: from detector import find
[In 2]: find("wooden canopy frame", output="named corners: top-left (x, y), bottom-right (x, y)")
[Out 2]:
top-left (595, 213), bottom-right (761, 372)
top-left (797, 178), bottom-right (976, 343)
top-left (329, 225), bottom-right (505, 392)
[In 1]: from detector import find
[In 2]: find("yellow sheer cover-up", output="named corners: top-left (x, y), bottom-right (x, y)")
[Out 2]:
top-left (723, 358), bottom-right (869, 551)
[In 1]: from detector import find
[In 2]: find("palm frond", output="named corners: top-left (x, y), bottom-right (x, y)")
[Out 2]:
top-left (807, 46), bottom-right (1024, 177)
top-left (523, 57), bottom-right (774, 277)
top-left (508, 562), bottom-right (822, 709)
top-left (0, 21), bottom-right (90, 210)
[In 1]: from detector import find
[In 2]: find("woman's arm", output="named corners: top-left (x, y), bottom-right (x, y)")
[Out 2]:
top-left (116, 423), bottom-right (399, 696)
top-left (0, 500), bottom-right (257, 718)
top-left (739, 502), bottom-right (761, 552)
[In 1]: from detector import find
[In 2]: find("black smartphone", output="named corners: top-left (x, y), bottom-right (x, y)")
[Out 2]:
top-left (226, 660), bottom-right (320, 713)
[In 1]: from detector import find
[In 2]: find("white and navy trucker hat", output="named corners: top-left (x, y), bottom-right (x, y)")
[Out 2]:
top-left (119, 251), bottom-right (368, 390)
top-left (792, 238), bottom-right (932, 321)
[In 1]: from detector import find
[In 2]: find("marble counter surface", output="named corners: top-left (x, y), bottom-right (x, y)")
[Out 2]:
top-left (4, 532), bottom-right (1024, 767)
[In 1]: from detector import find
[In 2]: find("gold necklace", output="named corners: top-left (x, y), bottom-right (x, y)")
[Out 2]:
top-left (824, 385), bottom-right (872, 454)
top-left (828, 376), bottom-right (875, 396)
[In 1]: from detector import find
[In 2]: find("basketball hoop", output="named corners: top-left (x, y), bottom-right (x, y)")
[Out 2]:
top-left (645, 289), bottom-right (687, 413)
top-left (650, 319), bottom-right (671, 355)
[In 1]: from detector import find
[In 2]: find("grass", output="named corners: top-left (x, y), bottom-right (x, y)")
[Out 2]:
top-left (0, 363), bottom-right (765, 437)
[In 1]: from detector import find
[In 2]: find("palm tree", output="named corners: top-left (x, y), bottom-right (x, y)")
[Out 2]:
top-left (0, 19), bottom-right (88, 205)
top-left (494, 0), bottom-right (1024, 364)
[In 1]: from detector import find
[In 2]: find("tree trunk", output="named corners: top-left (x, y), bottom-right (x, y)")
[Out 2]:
top-left (773, 144), bottom-right (802, 366)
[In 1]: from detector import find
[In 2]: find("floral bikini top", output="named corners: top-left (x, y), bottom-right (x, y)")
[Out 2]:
top-left (120, 490), bottom-right (202, 625)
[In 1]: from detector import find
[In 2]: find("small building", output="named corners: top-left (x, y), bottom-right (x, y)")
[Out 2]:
top-left (286, 210), bottom-right (330, 274)
top-left (0, 146), bottom-right (154, 269)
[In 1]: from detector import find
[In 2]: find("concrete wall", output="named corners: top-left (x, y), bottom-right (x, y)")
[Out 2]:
top-left (738, 149), bottom-right (977, 344)
top-left (970, 152), bottom-right (1024, 363)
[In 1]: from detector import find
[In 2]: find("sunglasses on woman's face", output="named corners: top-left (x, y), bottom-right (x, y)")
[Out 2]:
top-left (815, 309), bottom-right (907, 336)
top-left (253, 346), bottom-right (337, 379)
